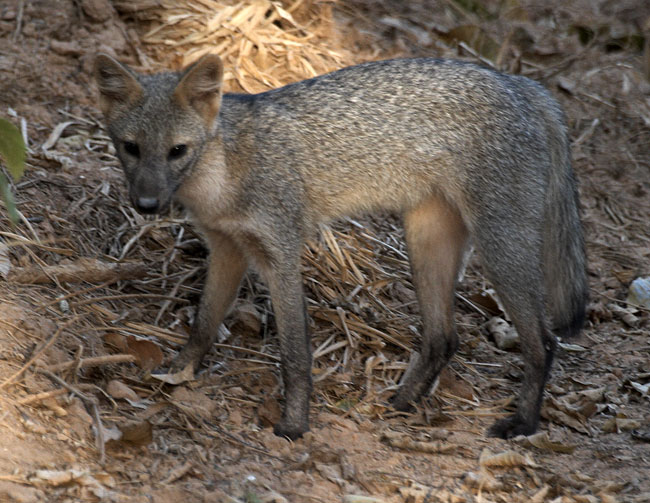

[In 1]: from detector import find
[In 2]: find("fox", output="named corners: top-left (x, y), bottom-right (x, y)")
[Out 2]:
top-left (94, 52), bottom-right (587, 441)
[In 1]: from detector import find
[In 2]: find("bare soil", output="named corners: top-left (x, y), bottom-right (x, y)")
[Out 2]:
top-left (0, 1), bottom-right (649, 502)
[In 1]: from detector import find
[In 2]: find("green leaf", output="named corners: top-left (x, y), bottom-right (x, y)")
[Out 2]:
top-left (0, 172), bottom-right (19, 224)
top-left (0, 118), bottom-right (26, 181)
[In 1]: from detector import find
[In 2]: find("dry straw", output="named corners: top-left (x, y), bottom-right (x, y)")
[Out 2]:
top-left (117, 0), bottom-right (355, 92)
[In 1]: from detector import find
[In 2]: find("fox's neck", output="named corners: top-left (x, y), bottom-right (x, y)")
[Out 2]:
top-left (174, 95), bottom-right (257, 223)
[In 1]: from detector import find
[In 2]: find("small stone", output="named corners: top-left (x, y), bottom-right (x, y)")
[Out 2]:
top-left (51, 40), bottom-right (83, 57)
top-left (627, 276), bottom-right (650, 310)
top-left (80, 0), bottom-right (113, 22)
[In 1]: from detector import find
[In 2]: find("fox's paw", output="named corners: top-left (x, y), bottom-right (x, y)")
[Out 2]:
top-left (488, 415), bottom-right (537, 439)
top-left (388, 392), bottom-right (417, 413)
top-left (168, 348), bottom-right (202, 374)
top-left (273, 419), bottom-right (309, 441)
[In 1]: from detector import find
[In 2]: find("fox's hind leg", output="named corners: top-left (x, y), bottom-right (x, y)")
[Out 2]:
top-left (472, 215), bottom-right (556, 438)
top-left (391, 195), bottom-right (469, 411)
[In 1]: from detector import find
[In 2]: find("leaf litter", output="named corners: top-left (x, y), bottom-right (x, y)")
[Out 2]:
top-left (0, 0), bottom-right (649, 501)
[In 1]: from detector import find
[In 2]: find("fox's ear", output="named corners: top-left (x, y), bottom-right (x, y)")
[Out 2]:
top-left (174, 54), bottom-right (224, 126)
top-left (94, 54), bottom-right (143, 115)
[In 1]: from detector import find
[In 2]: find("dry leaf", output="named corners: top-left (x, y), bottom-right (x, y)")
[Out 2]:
top-left (31, 469), bottom-right (113, 489)
top-left (0, 243), bottom-right (11, 279)
top-left (342, 495), bottom-right (385, 503)
top-left (127, 337), bottom-right (164, 371)
top-left (103, 332), bottom-right (129, 352)
top-left (602, 415), bottom-right (642, 433)
top-left (544, 396), bottom-right (591, 434)
top-left (232, 302), bottom-right (262, 335)
top-left (119, 420), bottom-right (153, 445)
top-left (258, 397), bottom-right (282, 428)
top-left (519, 431), bottom-right (577, 454)
top-left (468, 289), bottom-right (502, 316)
top-left (463, 471), bottom-right (503, 492)
top-left (315, 462), bottom-right (344, 487)
top-left (530, 485), bottom-right (551, 503)
top-left (630, 429), bottom-right (650, 442)
top-left (382, 430), bottom-right (457, 454)
top-left (41, 121), bottom-right (76, 151)
top-left (558, 342), bottom-right (588, 352)
top-left (170, 387), bottom-right (217, 419)
top-left (487, 316), bottom-right (518, 350)
top-left (630, 381), bottom-right (650, 397)
top-left (479, 448), bottom-right (537, 468)
top-left (162, 460), bottom-right (193, 484)
top-left (260, 490), bottom-right (289, 503)
top-left (151, 362), bottom-right (195, 385)
top-left (438, 367), bottom-right (476, 401)
top-left (398, 482), bottom-right (433, 503)
top-left (608, 303), bottom-right (639, 327)
top-left (106, 380), bottom-right (139, 402)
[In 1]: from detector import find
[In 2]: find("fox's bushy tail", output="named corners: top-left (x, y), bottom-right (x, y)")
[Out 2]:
top-left (543, 105), bottom-right (587, 339)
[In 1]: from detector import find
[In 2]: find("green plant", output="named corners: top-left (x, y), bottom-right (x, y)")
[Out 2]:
top-left (0, 117), bottom-right (26, 224)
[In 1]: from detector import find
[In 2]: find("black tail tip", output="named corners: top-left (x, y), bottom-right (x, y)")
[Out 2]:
top-left (555, 296), bottom-right (587, 340)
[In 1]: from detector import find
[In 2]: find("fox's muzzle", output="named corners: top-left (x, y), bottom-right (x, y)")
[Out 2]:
top-left (134, 197), bottom-right (160, 214)
top-left (128, 170), bottom-right (176, 215)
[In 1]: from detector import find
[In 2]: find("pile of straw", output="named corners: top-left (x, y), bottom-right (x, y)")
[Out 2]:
top-left (116, 0), bottom-right (356, 92)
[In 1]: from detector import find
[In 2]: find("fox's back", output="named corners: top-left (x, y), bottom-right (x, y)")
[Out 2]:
top-left (220, 58), bottom-right (562, 221)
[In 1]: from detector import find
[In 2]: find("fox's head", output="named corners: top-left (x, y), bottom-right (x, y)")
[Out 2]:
top-left (94, 54), bottom-right (224, 214)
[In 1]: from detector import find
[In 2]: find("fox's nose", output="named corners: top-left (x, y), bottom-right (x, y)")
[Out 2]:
top-left (135, 197), bottom-right (160, 214)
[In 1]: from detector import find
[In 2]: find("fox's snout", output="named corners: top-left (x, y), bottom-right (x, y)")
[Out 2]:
top-left (133, 196), bottom-right (160, 214)
top-left (128, 174), bottom-right (173, 215)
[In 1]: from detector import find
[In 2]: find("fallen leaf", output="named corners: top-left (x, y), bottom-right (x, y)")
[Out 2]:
top-left (104, 419), bottom-right (153, 447)
top-left (608, 303), bottom-right (639, 327)
top-left (381, 430), bottom-right (458, 454)
top-left (315, 462), bottom-right (344, 487)
top-left (127, 338), bottom-right (163, 371)
top-left (103, 332), bottom-right (129, 352)
top-left (530, 485), bottom-right (551, 503)
top-left (468, 289), bottom-right (502, 316)
top-left (463, 471), bottom-right (503, 492)
top-left (343, 496), bottom-right (384, 503)
top-left (162, 460), bottom-right (193, 484)
top-left (487, 316), bottom-right (518, 350)
top-left (479, 448), bottom-right (537, 468)
top-left (558, 342), bottom-right (588, 352)
top-left (398, 482), bottom-right (433, 503)
top-left (258, 397), bottom-right (282, 428)
top-left (170, 387), bottom-right (217, 419)
top-left (260, 490), bottom-right (289, 503)
top-left (602, 412), bottom-right (643, 433)
top-left (41, 121), bottom-right (76, 151)
top-left (31, 469), bottom-right (113, 489)
top-left (630, 381), bottom-right (650, 397)
top-left (0, 243), bottom-right (11, 279)
top-left (631, 429), bottom-right (650, 442)
top-left (518, 431), bottom-right (576, 454)
top-left (99, 424), bottom-right (123, 442)
top-left (232, 302), bottom-right (263, 336)
top-left (106, 380), bottom-right (139, 402)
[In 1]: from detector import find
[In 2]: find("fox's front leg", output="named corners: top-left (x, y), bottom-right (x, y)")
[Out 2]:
top-left (263, 258), bottom-right (312, 440)
top-left (172, 230), bottom-right (247, 372)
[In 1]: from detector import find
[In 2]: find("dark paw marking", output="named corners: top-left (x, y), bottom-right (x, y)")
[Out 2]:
top-left (488, 415), bottom-right (537, 439)
top-left (389, 393), bottom-right (417, 413)
top-left (273, 421), bottom-right (309, 441)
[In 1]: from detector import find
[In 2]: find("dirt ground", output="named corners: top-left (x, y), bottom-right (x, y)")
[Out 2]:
top-left (0, 1), bottom-right (649, 502)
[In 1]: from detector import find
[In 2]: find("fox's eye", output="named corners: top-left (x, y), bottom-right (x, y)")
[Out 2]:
top-left (123, 141), bottom-right (140, 158)
top-left (168, 144), bottom-right (187, 160)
